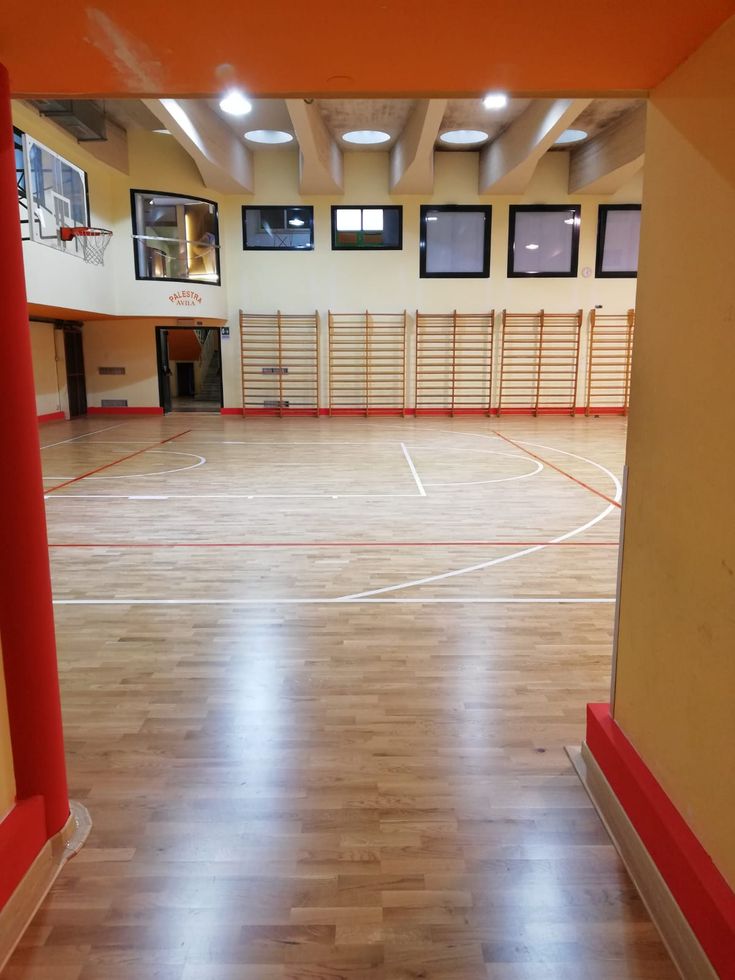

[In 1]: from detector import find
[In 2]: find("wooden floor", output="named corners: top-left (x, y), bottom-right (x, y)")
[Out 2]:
top-left (5, 415), bottom-right (678, 979)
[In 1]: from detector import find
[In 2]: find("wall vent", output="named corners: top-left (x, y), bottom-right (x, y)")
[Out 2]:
top-left (98, 367), bottom-right (126, 375)
top-left (101, 399), bottom-right (128, 407)
top-left (262, 366), bottom-right (289, 375)
top-left (30, 100), bottom-right (107, 141)
top-left (263, 399), bottom-right (289, 408)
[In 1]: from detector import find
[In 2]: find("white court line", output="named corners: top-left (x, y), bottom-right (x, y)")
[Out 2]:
top-left (53, 596), bottom-right (615, 606)
top-left (424, 459), bottom-right (542, 487)
top-left (400, 443), bottom-right (426, 496)
top-left (45, 492), bottom-right (422, 500)
top-left (40, 423), bottom-right (126, 450)
top-left (42, 451), bottom-right (206, 483)
top-left (338, 443), bottom-right (622, 601)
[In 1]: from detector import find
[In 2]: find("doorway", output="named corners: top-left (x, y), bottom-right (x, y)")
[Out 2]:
top-left (155, 326), bottom-right (223, 413)
top-left (63, 325), bottom-right (87, 418)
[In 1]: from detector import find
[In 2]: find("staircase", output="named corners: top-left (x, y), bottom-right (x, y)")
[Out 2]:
top-left (196, 330), bottom-right (221, 402)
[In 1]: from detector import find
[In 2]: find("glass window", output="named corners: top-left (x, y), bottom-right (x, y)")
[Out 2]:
top-left (132, 190), bottom-right (220, 284)
top-left (242, 206), bottom-right (314, 250)
top-left (596, 205), bottom-right (641, 277)
top-left (420, 205), bottom-right (491, 278)
top-left (331, 206), bottom-right (402, 250)
top-left (508, 205), bottom-right (580, 278)
top-left (21, 133), bottom-right (89, 254)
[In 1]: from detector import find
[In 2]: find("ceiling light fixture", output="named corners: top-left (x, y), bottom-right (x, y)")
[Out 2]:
top-left (554, 128), bottom-right (588, 145)
top-left (219, 89), bottom-right (253, 116)
top-left (525, 243), bottom-right (540, 250)
top-left (483, 92), bottom-right (508, 110)
top-left (244, 129), bottom-right (293, 144)
top-left (342, 130), bottom-right (391, 144)
top-left (440, 129), bottom-right (489, 146)
top-left (288, 217), bottom-right (305, 226)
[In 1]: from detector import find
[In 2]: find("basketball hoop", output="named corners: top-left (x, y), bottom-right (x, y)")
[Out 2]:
top-left (59, 226), bottom-right (113, 266)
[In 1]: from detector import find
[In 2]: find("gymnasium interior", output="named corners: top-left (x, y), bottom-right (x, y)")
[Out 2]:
top-left (0, 3), bottom-right (734, 978)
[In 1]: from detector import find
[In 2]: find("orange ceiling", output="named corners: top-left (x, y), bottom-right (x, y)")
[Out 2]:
top-left (2, 1), bottom-right (734, 98)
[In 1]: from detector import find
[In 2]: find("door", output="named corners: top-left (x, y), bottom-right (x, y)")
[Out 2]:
top-left (64, 327), bottom-right (87, 418)
top-left (156, 327), bottom-right (173, 413)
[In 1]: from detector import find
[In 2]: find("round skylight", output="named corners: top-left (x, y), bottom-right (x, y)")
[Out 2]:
top-left (440, 130), bottom-right (489, 146)
top-left (219, 89), bottom-right (253, 116)
top-left (483, 93), bottom-right (508, 110)
top-left (554, 129), bottom-right (588, 145)
top-left (342, 130), bottom-right (391, 145)
top-left (244, 130), bottom-right (294, 144)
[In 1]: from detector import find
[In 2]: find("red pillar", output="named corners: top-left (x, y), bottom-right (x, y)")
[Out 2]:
top-left (0, 63), bottom-right (69, 837)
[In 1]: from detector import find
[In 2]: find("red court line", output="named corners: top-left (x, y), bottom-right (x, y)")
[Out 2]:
top-left (493, 431), bottom-right (622, 509)
top-left (48, 540), bottom-right (620, 549)
top-left (44, 430), bottom-right (193, 494)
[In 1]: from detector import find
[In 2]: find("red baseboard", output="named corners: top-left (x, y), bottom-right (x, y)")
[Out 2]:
top-left (220, 407), bottom-right (244, 415)
top-left (87, 406), bottom-right (164, 416)
top-left (0, 796), bottom-right (47, 909)
top-left (414, 408), bottom-right (495, 416)
top-left (586, 704), bottom-right (735, 978)
top-left (585, 406), bottom-right (628, 415)
top-left (36, 412), bottom-right (65, 424)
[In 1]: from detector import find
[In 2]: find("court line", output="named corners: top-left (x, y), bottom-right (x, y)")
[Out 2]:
top-left (42, 451), bottom-right (206, 482)
top-left (44, 493), bottom-right (423, 500)
top-left (424, 458), bottom-right (542, 487)
top-left (52, 596), bottom-right (616, 606)
top-left (48, 540), bottom-right (619, 549)
top-left (337, 444), bottom-right (622, 601)
top-left (40, 423), bottom-right (126, 450)
top-left (400, 442), bottom-right (426, 496)
top-left (44, 430), bottom-right (193, 494)
top-left (493, 432), bottom-right (622, 509)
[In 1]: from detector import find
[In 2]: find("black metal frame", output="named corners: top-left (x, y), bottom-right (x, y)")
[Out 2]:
top-left (419, 205), bottom-right (492, 279)
top-left (507, 204), bottom-right (581, 278)
top-left (330, 205), bottom-right (403, 251)
top-left (242, 205), bottom-right (315, 251)
top-left (131, 189), bottom-right (221, 285)
top-left (595, 204), bottom-right (641, 278)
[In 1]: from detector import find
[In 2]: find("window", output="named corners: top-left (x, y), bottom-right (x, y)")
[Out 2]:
top-left (596, 205), bottom-right (641, 277)
top-left (243, 206), bottom-right (314, 250)
top-left (18, 131), bottom-right (90, 254)
top-left (331, 206), bottom-right (402, 250)
top-left (132, 190), bottom-right (220, 284)
top-left (508, 205), bottom-right (580, 278)
top-left (420, 205), bottom-right (491, 278)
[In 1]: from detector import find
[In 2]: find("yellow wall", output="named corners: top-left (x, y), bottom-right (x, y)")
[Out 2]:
top-left (0, 643), bottom-right (16, 821)
top-left (83, 319), bottom-right (161, 408)
top-left (614, 15), bottom-right (735, 889)
top-left (29, 320), bottom-right (64, 416)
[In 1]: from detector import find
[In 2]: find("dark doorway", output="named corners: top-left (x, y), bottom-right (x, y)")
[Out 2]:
top-left (155, 326), bottom-right (223, 414)
top-left (176, 361), bottom-right (196, 396)
top-left (63, 326), bottom-right (87, 418)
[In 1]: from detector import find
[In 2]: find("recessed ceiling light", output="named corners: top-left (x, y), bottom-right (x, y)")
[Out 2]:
top-left (426, 215), bottom-right (439, 222)
top-left (288, 217), bottom-right (305, 227)
top-left (342, 130), bottom-right (391, 145)
top-left (483, 92), bottom-right (508, 110)
top-left (244, 129), bottom-right (294, 144)
top-left (440, 129), bottom-right (489, 146)
top-left (554, 128), bottom-right (588, 145)
top-left (219, 89), bottom-right (252, 116)
top-left (525, 243), bottom-right (540, 250)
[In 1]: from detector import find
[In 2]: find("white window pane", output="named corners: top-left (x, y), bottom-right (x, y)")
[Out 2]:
top-left (336, 209), bottom-right (361, 231)
top-left (362, 209), bottom-right (384, 232)
top-left (513, 211), bottom-right (575, 273)
top-left (602, 210), bottom-right (641, 272)
top-left (426, 211), bottom-right (486, 274)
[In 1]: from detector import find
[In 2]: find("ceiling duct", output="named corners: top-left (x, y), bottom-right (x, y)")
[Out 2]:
top-left (30, 100), bottom-right (108, 141)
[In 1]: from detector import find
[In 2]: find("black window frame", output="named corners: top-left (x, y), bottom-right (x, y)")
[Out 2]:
top-left (330, 205), bottom-right (403, 251)
top-left (131, 188), bottom-right (221, 286)
top-left (242, 205), bottom-right (315, 251)
top-left (595, 204), bottom-right (642, 279)
top-left (419, 204), bottom-right (492, 279)
top-left (507, 204), bottom-right (581, 279)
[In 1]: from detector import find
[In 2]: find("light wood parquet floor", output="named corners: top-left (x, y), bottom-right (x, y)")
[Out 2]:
top-left (4, 416), bottom-right (677, 979)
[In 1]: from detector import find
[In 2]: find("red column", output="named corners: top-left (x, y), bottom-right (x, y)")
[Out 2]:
top-left (0, 63), bottom-right (69, 837)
